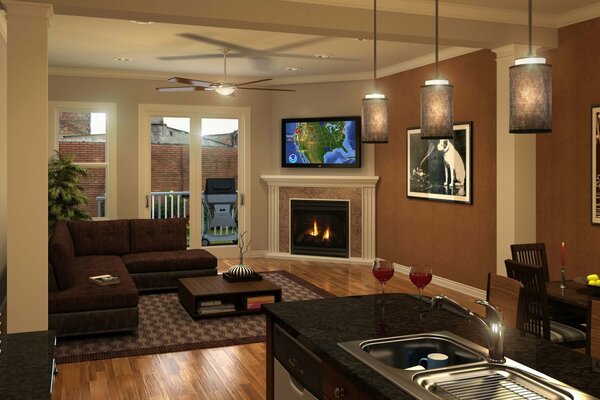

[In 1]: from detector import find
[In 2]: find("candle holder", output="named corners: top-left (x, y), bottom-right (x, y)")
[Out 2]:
top-left (560, 265), bottom-right (567, 290)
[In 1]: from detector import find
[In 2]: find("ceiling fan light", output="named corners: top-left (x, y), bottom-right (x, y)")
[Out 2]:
top-left (509, 62), bottom-right (552, 133)
top-left (420, 82), bottom-right (454, 139)
top-left (215, 86), bottom-right (236, 96)
top-left (362, 95), bottom-right (388, 143)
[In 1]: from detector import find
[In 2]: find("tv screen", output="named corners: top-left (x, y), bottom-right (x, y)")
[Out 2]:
top-left (282, 116), bottom-right (361, 168)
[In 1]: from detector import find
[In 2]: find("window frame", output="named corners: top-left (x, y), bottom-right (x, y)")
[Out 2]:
top-left (49, 101), bottom-right (117, 220)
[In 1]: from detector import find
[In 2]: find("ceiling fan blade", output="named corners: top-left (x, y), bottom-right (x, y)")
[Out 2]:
top-left (157, 53), bottom-right (235, 61)
top-left (236, 87), bottom-right (296, 92)
top-left (236, 78), bottom-right (272, 86)
top-left (168, 77), bottom-right (213, 87)
top-left (178, 33), bottom-right (258, 55)
top-left (267, 37), bottom-right (329, 53)
top-left (156, 86), bottom-right (206, 92)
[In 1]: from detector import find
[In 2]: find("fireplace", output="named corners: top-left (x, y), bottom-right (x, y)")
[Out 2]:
top-left (290, 199), bottom-right (349, 258)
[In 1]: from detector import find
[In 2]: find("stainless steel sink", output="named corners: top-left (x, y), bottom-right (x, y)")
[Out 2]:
top-left (338, 331), bottom-right (598, 400)
top-left (360, 332), bottom-right (485, 370)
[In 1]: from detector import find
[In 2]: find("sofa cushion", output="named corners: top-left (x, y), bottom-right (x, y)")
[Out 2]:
top-left (49, 255), bottom-right (138, 314)
top-left (68, 219), bottom-right (130, 256)
top-left (49, 221), bottom-right (76, 290)
top-left (129, 218), bottom-right (187, 253)
top-left (121, 249), bottom-right (217, 274)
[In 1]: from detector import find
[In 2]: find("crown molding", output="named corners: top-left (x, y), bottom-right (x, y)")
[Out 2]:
top-left (556, 2), bottom-right (600, 28)
top-left (377, 47), bottom-right (479, 79)
top-left (283, 0), bottom-right (556, 27)
top-left (0, 11), bottom-right (6, 42)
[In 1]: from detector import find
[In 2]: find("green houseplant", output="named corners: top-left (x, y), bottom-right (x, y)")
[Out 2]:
top-left (48, 152), bottom-right (91, 234)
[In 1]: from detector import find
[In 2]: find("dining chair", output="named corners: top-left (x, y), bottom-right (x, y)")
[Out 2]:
top-left (486, 273), bottom-right (523, 330)
top-left (510, 243), bottom-right (550, 282)
top-left (588, 299), bottom-right (600, 360)
top-left (504, 259), bottom-right (586, 347)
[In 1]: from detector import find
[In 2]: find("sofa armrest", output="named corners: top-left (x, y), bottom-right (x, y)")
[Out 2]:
top-left (48, 263), bottom-right (59, 293)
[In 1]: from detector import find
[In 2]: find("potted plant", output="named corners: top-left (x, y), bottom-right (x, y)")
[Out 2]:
top-left (48, 152), bottom-right (91, 234)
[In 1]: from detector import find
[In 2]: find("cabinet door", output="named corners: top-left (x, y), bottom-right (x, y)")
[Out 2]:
top-left (323, 362), bottom-right (370, 400)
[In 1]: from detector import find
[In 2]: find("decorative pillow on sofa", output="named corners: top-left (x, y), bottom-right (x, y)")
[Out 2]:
top-left (129, 218), bottom-right (187, 253)
top-left (49, 221), bottom-right (76, 290)
top-left (68, 219), bottom-right (130, 256)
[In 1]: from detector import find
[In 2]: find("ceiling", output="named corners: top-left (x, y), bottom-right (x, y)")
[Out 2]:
top-left (46, 0), bottom-right (600, 85)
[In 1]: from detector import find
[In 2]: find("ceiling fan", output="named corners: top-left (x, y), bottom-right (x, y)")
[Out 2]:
top-left (156, 48), bottom-right (295, 96)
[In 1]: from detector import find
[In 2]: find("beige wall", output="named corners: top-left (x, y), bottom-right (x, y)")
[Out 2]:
top-left (271, 80), bottom-right (375, 176)
top-left (0, 14), bottom-right (7, 315)
top-left (49, 75), bottom-right (273, 250)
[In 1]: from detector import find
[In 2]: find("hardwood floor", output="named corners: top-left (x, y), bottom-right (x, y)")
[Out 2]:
top-left (52, 258), bottom-right (482, 400)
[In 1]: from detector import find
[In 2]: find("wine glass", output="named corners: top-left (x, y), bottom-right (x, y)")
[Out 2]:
top-left (409, 264), bottom-right (433, 302)
top-left (372, 259), bottom-right (394, 304)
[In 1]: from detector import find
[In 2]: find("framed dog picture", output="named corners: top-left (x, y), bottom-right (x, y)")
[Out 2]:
top-left (407, 122), bottom-right (472, 204)
top-left (592, 106), bottom-right (600, 224)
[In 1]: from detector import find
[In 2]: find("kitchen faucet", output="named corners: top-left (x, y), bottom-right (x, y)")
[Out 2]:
top-left (431, 294), bottom-right (505, 363)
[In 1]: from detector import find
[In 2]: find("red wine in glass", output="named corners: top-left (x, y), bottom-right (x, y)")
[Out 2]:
top-left (409, 264), bottom-right (432, 301)
top-left (372, 259), bottom-right (394, 304)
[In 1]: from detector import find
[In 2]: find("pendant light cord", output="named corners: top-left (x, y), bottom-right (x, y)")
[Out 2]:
top-left (528, 0), bottom-right (533, 56)
top-left (373, 0), bottom-right (377, 92)
top-left (435, 0), bottom-right (439, 79)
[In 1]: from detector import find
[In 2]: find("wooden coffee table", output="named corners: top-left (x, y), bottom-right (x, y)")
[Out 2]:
top-left (178, 275), bottom-right (282, 318)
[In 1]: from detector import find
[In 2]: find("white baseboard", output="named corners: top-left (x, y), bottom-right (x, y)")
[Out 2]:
top-left (247, 250), bottom-right (268, 258)
top-left (393, 262), bottom-right (486, 300)
top-left (265, 252), bottom-right (372, 265)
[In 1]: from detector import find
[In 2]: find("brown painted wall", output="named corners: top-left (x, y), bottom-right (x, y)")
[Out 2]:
top-left (375, 50), bottom-right (497, 290)
top-left (537, 18), bottom-right (600, 280)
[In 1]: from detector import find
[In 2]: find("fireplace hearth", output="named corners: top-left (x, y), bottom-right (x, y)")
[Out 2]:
top-left (290, 199), bottom-right (349, 258)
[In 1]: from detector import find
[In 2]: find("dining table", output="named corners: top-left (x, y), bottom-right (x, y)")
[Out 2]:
top-left (546, 280), bottom-right (600, 324)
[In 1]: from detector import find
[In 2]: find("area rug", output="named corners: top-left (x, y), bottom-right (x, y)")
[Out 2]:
top-left (56, 271), bottom-right (332, 364)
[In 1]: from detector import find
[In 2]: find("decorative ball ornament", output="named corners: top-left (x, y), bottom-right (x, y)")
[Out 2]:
top-left (227, 264), bottom-right (255, 278)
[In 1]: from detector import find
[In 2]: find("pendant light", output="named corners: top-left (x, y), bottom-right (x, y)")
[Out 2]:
top-left (509, 0), bottom-right (552, 133)
top-left (361, 0), bottom-right (388, 143)
top-left (420, 0), bottom-right (453, 140)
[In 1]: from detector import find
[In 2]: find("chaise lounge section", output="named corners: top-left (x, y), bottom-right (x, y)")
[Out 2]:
top-left (48, 218), bottom-right (217, 336)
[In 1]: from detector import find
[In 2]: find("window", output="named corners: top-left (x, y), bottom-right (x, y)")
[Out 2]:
top-left (50, 102), bottom-right (117, 219)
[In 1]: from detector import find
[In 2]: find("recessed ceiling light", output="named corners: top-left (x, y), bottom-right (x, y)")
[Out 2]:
top-left (285, 67), bottom-right (302, 71)
top-left (315, 54), bottom-right (334, 59)
top-left (355, 38), bottom-right (371, 41)
top-left (114, 57), bottom-right (132, 62)
top-left (130, 20), bottom-right (153, 24)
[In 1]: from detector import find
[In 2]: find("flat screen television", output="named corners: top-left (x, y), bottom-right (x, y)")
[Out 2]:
top-left (282, 116), bottom-right (361, 168)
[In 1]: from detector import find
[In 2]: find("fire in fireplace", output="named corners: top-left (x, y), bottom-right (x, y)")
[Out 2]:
top-left (290, 199), bottom-right (349, 258)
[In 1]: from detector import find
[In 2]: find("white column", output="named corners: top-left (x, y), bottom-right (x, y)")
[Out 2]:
top-left (267, 184), bottom-right (279, 255)
top-left (6, 1), bottom-right (53, 333)
top-left (493, 45), bottom-right (537, 276)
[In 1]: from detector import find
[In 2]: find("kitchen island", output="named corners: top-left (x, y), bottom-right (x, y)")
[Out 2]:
top-left (263, 293), bottom-right (600, 399)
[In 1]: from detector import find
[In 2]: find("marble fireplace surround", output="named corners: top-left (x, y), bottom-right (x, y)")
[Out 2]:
top-left (260, 175), bottom-right (379, 261)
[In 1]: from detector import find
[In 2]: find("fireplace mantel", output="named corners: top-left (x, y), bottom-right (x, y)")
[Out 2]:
top-left (260, 175), bottom-right (379, 262)
top-left (261, 175), bottom-right (379, 188)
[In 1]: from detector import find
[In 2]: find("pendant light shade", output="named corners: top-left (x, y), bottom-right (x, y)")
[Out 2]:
top-left (361, 0), bottom-right (388, 143)
top-left (420, 0), bottom-right (454, 140)
top-left (421, 80), bottom-right (454, 139)
top-left (362, 94), bottom-right (389, 143)
top-left (509, 0), bottom-right (552, 134)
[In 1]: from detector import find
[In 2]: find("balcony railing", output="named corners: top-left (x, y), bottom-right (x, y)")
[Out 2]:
top-left (150, 191), bottom-right (189, 219)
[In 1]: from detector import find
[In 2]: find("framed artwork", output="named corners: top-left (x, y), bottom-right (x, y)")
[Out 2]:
top-left (592, 106), bottom-right (600, 224)
top-left (407, 122), bottom-right (472, 204)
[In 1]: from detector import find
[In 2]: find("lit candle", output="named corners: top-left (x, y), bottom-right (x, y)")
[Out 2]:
top-left (561, 242), bottom-right (565, 266)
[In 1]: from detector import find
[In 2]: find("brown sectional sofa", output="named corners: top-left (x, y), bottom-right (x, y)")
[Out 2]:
top-left (48, 218), bottom-right (217, 336)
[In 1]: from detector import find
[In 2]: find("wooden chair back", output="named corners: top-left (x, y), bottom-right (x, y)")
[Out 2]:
top-left (504, 259), bottom-right (551, 340)
top-left (486, 273), bottom-right (523, 330)
top-left (589, 300), bottom-right (600, 360)
top-left (511, 243), bottom-right (550, 282)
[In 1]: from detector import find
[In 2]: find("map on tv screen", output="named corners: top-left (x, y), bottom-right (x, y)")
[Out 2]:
top-left (284, 119), bottom-right (358, 165)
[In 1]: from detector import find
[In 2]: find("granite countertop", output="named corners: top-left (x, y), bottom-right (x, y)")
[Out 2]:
top-left (263, 294), bottom-right (600, 399)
